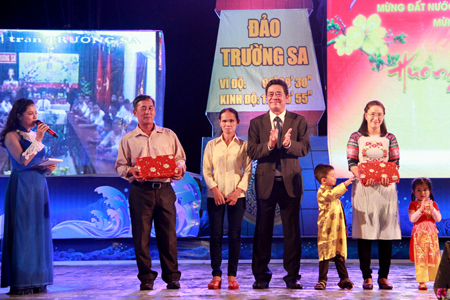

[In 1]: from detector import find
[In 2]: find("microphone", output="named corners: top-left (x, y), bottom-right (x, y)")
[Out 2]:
top-left (36, 120), bottom-right (59, 138)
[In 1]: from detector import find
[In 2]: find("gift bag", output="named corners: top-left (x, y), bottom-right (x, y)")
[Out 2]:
top-left (358, 162), bottom-right (400, 184)
top-left (136, 155), bottom-right (178, 179)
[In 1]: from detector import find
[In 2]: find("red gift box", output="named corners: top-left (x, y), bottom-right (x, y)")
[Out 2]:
top-left (136, 155), bottom-right (178, 180)
top-left (358, 162), bottom-right (400, 184)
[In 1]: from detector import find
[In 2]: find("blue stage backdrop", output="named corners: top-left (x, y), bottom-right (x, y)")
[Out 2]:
top-left (0, 136), bottom-right (448, 261)
top-left (0, 173), bottom-right (201, 240)
top-left (199, 136), bottom-right (450, 239)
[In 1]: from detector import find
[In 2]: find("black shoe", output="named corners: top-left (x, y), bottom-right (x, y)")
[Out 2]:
top-left (7, 288), bottom-right (33, 295)
top-left (140, 280), bottom-right (154, 290)
top-left (33, 285), bottom-right (47, 293)
top-left (167, 279), bottom-right (180, 289)
top-left (285, 279), bottom-right (303, 289)
top-left (252, 280), bottom-right (269, 289)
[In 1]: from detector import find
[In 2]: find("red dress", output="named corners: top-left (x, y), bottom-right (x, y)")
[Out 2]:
top-left (409, 201), bottom-right (440, 266)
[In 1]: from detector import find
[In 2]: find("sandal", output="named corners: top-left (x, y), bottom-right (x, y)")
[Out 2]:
top-left (314, 281), bottom-right (326, 290)
top-left (363, 278), bottom-right (373, 290)
top-left (418, 283), bottom-right (427, 290)
top-left (207, 279), bottom-right (221, 289)
top-left (338, 278), bottom-right (353, 290)
top-left (228, 280), bottom-right (240, 290)
top-left (377, 278), bottom-right (393, 290)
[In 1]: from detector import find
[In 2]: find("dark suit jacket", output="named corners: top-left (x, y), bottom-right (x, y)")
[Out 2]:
top-left (247, 111), bottom-right (310, 200)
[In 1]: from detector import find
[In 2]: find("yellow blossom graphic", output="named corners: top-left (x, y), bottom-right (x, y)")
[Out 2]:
top-left (327, 13), bottom-right (407, 71)
top-left (333, 34), bottom-right (359, 56)
top-left (346, 14), bottom-right (388, 56)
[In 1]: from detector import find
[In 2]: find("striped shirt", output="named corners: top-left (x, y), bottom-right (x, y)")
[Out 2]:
top-left (347, 131), bottom-right (399, 169)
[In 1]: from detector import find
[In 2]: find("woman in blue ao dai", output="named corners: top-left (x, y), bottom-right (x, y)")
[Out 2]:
top-left (0, 99), bottom-right (56, 295)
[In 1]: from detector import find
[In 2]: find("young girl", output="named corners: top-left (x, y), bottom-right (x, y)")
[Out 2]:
top-left (409, 177), bottom-right (442, 290)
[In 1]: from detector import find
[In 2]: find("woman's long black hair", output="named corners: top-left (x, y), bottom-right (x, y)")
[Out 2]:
top-left (0, 98), bottom-right (35, 147)
top-left (358, 100), bottom-right (387, 137)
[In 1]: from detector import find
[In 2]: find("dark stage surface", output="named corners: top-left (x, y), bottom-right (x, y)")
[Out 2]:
top-left (0, 260), bottom-right (438, 299)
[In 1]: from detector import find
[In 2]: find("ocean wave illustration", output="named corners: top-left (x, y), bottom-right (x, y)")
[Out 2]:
top-left (51, 173), bottom-right (201, 239)
top-left (52, 186), bottom-right (132, 238)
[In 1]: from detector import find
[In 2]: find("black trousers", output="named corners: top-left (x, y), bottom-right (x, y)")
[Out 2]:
top-left (318, 255), bottom-right (349, 282)
top-left (252, 180), bottom-right (302, 283)
top-left (358, 239), bottom-right (392, 280)
top-left (128, 181), bottom-right (181, 283)
top-left (207, 197), bottom-right (245, 277)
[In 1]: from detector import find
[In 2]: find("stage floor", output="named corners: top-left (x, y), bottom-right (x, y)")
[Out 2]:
top-left (0, 260), bottom-right (438, 299)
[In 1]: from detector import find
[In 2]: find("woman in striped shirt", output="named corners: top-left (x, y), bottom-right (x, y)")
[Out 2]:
top-left (347, 100), bottom-right (401, 290)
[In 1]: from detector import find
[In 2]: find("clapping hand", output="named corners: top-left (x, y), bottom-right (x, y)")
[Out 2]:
top-left (269, 128), bottom-right (293, 149)
top-left (268, 129), bottom-right (278, 149)
top-left (282, 128), bottom-right (292, 147)
top-left (420, 198), bottom-right (433, 214)
top-left (428, 199), bottom-right (436, 213)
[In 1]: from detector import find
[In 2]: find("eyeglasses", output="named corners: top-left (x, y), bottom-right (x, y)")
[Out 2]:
top-left (366, 113), bottom-right (384, 118)
top-left (267, 92), bottom-right (284, 98)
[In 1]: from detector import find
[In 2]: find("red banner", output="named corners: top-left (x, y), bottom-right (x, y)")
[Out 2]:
top-left (96, 45), bottom-right (104, 104)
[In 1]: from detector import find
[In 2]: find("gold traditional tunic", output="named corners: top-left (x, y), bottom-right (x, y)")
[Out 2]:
top-left (317, 183), bottom-right (348, 261)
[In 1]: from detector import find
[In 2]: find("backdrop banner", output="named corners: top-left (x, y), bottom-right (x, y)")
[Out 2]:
top-left (206, 9), bottom-right (325, 136)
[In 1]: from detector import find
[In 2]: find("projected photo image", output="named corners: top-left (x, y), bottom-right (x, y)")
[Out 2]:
top-left (0, 30), bottom-right (164, 175)
top-left (19, 52), bottom-right (80, 86)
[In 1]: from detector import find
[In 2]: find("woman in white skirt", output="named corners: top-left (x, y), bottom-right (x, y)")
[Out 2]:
top-left (347, 100), bottom-right (401, 290)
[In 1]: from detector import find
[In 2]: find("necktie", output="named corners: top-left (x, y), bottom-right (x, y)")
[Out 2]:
top-left (274, 116), bottom-right (282, 149)
top-left (274, 116), bottom-right (282, 173)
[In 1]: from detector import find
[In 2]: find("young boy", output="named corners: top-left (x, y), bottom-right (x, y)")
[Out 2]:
top-left (313, 163), bottom-right (354, 290)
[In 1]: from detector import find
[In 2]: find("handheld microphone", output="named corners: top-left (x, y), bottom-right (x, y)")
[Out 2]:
top-left (36, 120), bottom-right (59, 138)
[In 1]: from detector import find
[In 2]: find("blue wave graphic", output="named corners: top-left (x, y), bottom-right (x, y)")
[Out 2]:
top-left (52, 174), bottom-right (201, 239)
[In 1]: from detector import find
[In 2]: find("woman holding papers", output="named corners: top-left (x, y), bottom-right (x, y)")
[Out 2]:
top-left (202, 107), bottom-right (252, 290)
top-left (346, 100), bottom-right (401, 290)
top-left (0, 98), bottom-right (56, 295)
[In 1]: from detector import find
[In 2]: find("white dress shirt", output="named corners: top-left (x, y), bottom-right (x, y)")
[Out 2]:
top-left (116, 123), bottom-right (186, 183)
top-left (269, 109), bottom-right (286, 130)
top-left (36, 99), bottom-right (51, 111)
top-left (203, 135), bottom-right (252, 198)
top-left (268, 109), bottom-right (291, 150)
top-left (89, 110), bottom-right (105, 127)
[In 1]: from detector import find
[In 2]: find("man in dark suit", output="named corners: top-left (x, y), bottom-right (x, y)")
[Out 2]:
top-left (247, 78), bottom-right (310, 289)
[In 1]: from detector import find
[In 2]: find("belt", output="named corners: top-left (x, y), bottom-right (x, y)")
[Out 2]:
top-left (132, 180), bottom-right (171, 189)
top-left (274, 176), bottom-right (283, 182)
